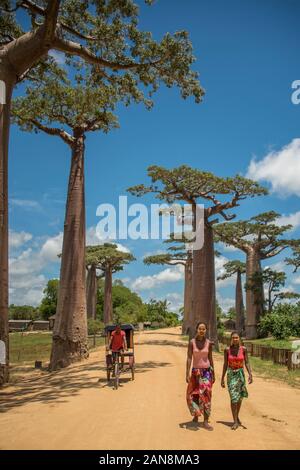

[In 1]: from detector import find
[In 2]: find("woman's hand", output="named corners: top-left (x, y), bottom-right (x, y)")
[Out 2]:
top-left (212, 372), bottom-right (215, 384)
top-left (248, 374), bottom-right (253, 384)
top-left (186, 374), bottom-right (190, 384)
top-left (221, 379), bottom-right (225, 388)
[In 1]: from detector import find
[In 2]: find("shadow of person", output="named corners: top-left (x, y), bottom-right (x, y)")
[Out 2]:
top-left (216, 420), bottom-right (247, 430)
top-left (179, 420), bottom-right (203, 431)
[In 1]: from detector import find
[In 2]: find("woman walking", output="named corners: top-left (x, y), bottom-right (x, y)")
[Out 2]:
top-left (186, 322), bottom-right (215, 430)
top-left (221, 331), bottom-right (253, 430)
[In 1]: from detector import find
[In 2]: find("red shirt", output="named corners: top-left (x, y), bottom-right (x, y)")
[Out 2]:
top-left (110, 330), bottom-right (126, 351)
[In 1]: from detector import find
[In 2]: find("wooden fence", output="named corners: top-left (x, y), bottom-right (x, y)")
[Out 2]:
top-left (219, 336), bottom-right (300, 371)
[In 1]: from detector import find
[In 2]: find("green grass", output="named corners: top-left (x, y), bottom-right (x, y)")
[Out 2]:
top-left (248, 337), bottom-right (298, 349)
top-left (9, 332), bottom-right (104, 364)
top-left (248, 356), bottom-right (300, 389)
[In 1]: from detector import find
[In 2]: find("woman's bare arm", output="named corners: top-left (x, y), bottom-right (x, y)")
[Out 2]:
top-left (186, 340), bottom-right (193, 383)
top-left (221, 348), bottom-right (228, 387)
top-left (244, 347), bottom-right (253, 383)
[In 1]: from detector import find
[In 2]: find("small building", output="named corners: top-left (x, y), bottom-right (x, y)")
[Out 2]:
top-left (9, 319), bottom-right (33, 332)
top-left (33, 320), bottom-right (50, 331)
top-left (221, 318), bottom-right (236, 331)
top-left (49, 315), bottom-right (56, 330)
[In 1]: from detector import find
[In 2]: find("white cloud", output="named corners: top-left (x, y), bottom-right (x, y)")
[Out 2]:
top-left (217, 295), bottom-right (235, 313)
top-left (9, 230), bottom-right (32, 248)
top-left (129, 265), bottom-right (184, 291)
top-left (86, 226), bottom-right (130, 253)
top-left (40, 232), bottom-right (63, 261)
top-left (10, 198), bottom-right (42, 211)
top-left (264, 260), bottom-right (286, 273)
top-left (215, 254), bottom-right (236, 288)
top-left (9, 226), bottom-right (131, 306)
top-left (9, 233), bottom-right (62, 306)
top-left (246, 138), bottom-right (300, 197)
top-left (292, 276), bottom-right (300, 285)
top-left (276, 211), bottom-right (300, 231)
top-left (48, 50), bottom-right (66, 65)
top-left (217, 242), bottom-right (239, 253)
top-left (165, 293), bottom-right (183, 313)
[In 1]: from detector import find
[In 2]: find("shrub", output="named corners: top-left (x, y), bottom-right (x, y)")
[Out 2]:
top-left (87, 319), bottom-right (104, 335)
top-left (258, 303), bottom-right (300, 340)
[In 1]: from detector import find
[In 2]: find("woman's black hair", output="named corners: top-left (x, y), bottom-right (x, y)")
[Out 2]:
top-left (196, 321), bottom-right (208, 330)
top-left (230, 330), bottom-right (240, 338)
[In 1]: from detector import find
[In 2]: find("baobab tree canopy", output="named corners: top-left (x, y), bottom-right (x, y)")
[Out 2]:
top-left (285, 246), bottom-right (300, 272)
top-left (217, 260), bottom-right (246, 281)
top-left (128, 165), bottom-right (268, 221)
top-left (214, 211), bottom-right (298, 257)
top-left (11, 70), bottom-right (119, 137)
top-left (0, 0), bottom-right (204, 103)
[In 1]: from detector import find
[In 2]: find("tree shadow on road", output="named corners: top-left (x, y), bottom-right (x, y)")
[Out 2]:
top-left (0, 360), bottom-right (171, 413)
top-left (142, 331), bottom-right (182, 337)
top-left (138, 339), bottom-right (187, 348)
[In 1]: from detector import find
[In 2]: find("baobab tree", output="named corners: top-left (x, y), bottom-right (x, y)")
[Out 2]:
top-left (12, 73), bottom-right (120, 370)
top-left (0, 0), bottom-right (203, 383)
top-left (217, 260), bottom-right (246, 335)
top-left (86, 246), bottom-right (105, 321)
top-left (144, 241), bottom-right (193, 335)
top-left (214, 211), bottom-right (299, 339)
top-left (285, 246), bottom-right (300, 272)
top-left (128, 166), bottom-right (267, 345)
top-left (247, 268), bottom-right (300, 314)
top-left (94, 244), bottom-right (135, 325)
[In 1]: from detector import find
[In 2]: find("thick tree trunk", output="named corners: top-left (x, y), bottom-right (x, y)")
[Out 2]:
top-left (86, 265), bottom-right (97, 320)
top-left (245, 248), bottom-right (263, 339)
top-left (49, 134), bottom-right (88, 370)
top-left (0, 24), bottom-right (64, 384)
top-left (104, 267), bottom-right (113, 325)
top-left (235, 270), bottom-right (245, 336)
top-left (0, 69), bottom-right (15, 386)
top-left (191, 223), bottom-right (218, 347)
top-left (182, 255), bottom-right (192, 335)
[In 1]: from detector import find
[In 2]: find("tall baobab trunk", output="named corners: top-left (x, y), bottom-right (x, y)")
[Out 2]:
top-left (191, 223), bottom-right (218, 347)
top-left (49, 133), bottom-right (88, 370)
top-left (104, 266), bottom-right (113, 325)
top-left (182, 255), bottom-right (193, 335)
top-left (0, 71), bottom-right (14, 385)
top-left (245, 248), bottom-right (263, 339)
top-left (86, 265), bottom-right (97, 320)
top-left (235, 270), bottom-right (245, 336)
top-left (0, 22), bottom-right (60, 383)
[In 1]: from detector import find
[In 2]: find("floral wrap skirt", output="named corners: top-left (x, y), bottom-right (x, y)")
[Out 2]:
top-left (186, 367), bottom-right (213, 417)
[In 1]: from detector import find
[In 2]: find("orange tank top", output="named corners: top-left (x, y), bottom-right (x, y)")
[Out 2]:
top-left (228, 346), bottom-right (244, 369)
top-left (192, 338), bottom-right (210, 369)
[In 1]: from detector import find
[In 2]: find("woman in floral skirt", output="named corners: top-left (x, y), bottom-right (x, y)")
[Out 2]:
top-left (186, 322), bottom-right (215, 431)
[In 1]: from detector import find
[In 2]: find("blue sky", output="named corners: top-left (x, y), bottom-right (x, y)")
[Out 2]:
top-left (8, 0), bottom-right (300, 312)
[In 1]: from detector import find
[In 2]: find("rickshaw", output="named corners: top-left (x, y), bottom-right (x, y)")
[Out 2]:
top-left (105, 324), bottom-right (135, 389)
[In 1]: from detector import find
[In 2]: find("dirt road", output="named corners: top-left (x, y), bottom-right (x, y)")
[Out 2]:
top-left (0, 327), bottom-right (299, 450)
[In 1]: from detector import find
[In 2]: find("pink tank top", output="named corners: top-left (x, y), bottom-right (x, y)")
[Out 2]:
top-left (228, 346), bottom-right (244, 369)
top-left (192, 338), bottom-right (210, 369)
